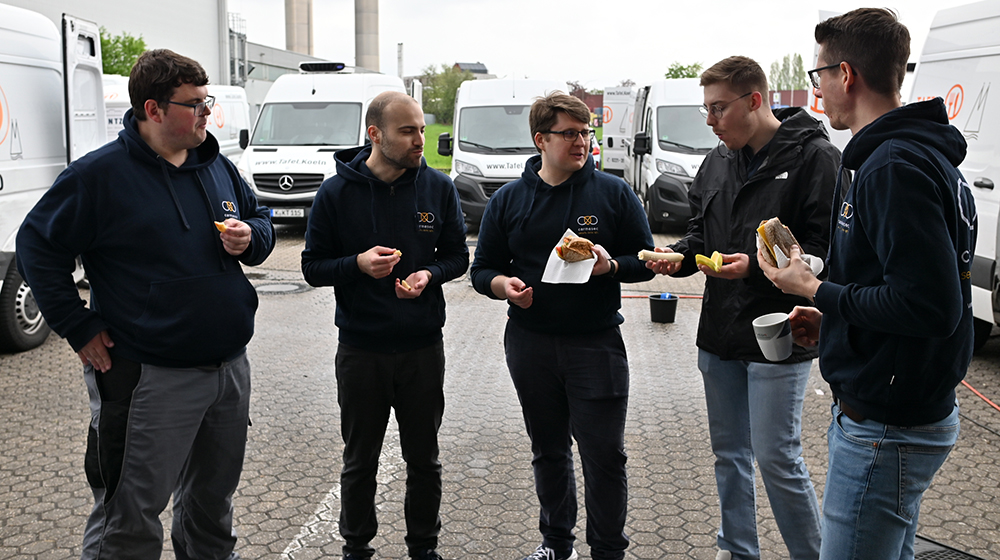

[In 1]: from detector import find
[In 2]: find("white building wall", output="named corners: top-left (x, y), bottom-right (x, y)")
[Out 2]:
top-left (2, 0), bottom-right (229, 85)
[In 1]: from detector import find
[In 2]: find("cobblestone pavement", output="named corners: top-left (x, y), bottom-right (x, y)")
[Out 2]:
top-left (3, 225), bottom-right (1000, 559)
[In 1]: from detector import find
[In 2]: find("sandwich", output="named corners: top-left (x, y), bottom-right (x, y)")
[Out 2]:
top-left (556, 235), bottom-right (595, 262)
top-left (757, 217), bottom-right (800, 268)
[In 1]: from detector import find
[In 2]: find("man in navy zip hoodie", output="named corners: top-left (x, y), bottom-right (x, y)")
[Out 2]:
top-left (16, 50), bottom-right (274, 559)
top-left (762, 10), bottom-right (976, 560)
top-left (301, 91), bottom-right (468, 560)
top-left (471, 92), bottom-right (654, 560)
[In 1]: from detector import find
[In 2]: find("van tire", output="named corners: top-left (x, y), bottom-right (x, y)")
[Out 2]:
top-left (0, 258), bottom-right (52, 353)
top-left (644, 191), bottom-right (663, 234)
top-left (973, 318), bottom-right (993, 353)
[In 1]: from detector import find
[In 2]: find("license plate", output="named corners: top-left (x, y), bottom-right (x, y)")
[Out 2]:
top-left (272, 208), bottom-right (305, 218)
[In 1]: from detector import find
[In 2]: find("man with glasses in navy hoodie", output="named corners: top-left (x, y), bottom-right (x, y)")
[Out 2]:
top-left (763, 9), bottom-right (977, 560)
top-left (17, 49), bottom-right (274, 559)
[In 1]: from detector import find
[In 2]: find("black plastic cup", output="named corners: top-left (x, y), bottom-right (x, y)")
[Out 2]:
top-left (649, 293), bottom-right (678, 323)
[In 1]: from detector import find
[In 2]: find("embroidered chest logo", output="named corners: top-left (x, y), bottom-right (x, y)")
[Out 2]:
top-left (417, 211), bottom-right (436, 233)
top-left (837, 201), bottom-right (853, 233)
top-left (577, 215), bottom-right (599, 234)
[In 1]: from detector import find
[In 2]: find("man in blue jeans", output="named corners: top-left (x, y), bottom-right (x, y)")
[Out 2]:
top-left (763, 9), bottom-right (977, 560)
top-left (647, 56), bottom-right (841, 560)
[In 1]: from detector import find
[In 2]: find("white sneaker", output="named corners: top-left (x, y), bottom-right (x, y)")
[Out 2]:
top-left (522, 545), bottom-right (578, 560)
top-left (715, 550), bottom-right (732, 560)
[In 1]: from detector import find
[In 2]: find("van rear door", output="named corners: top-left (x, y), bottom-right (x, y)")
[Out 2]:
top-left (62, 14), bottom-right (107, 163)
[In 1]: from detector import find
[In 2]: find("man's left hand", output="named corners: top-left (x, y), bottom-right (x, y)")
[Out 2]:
top-left (395, 269), bottom-right (432, 299)
top-left (220, 219), bottom-right (251, 256)
top-left (699, 252), bottom-right (750, 279)
top-left (591, 244), bottom-right (613, 276)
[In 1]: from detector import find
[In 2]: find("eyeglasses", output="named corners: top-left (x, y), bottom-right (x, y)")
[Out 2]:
top-left (542, 128), bottom-right (593, 142)
top-left (699, 92), bottom-right (752, 119)
top-left (807, 63), bottom-right (844, 90)
top-left (165, 95), bottom-right (215, 117)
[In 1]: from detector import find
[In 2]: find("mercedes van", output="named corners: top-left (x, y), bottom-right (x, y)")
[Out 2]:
top-left (625, 79), bottom-right (718, 232)
top-left (436, 78), bottom-right (567, 229)
top-left (601, 86), bottom-right (636, 178)
top-left (0, 5), bottom-right (105, 352)
top-left (909, 0), bottom-right (1000, 350)
top-left (236, 63), bottom-right (406, 222)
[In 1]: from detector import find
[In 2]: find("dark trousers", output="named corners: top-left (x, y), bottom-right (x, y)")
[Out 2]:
top-left (335, 341), bottom-right (445, 558)
top-left (504, 321), bottom-right (630, 560)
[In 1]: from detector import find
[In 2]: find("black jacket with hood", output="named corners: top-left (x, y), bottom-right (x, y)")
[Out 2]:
top-left (17, 109), bottom-right (275, 367)
top-left (814, 98), bottom-right (976, 426)
top-left (670, 107), bottom-right (845, 362)
top-left (301, 145), bottom-right (469, 353)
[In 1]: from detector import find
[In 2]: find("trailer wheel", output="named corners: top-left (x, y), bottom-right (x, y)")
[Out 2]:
top-left (973, 318), bottom-right (994, 353)
top-left (0, 258), bottom-right (52, 353)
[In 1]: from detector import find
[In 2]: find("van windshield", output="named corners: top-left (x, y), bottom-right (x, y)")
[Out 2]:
top-left (457, 106), bottom-right (535, 153)
top-left (656, 106), bottom-right (718, 153)
top-left (252, 102), bottom-right (362, 146)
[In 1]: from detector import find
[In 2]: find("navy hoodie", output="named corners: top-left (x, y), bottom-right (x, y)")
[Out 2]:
top-left (470, 154), bottom-right (655, 333)
top-left (300, 145), bottom-right (469, 353)
top-left (17, 109), bottom-right (275, 367)
top-left (814, 98), bottom-right (976, 426)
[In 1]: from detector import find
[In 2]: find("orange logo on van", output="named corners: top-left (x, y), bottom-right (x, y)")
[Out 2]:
top-left (0, 84), bottom-right (8, 146)
top-left (603, 106), bottom-right (613, 124)
top-left (945, 85), bottom-right (964, 120)
top-left (810, 94), bottom-right (825, 115)
top-left (213, 103), bottom-right (225, 128)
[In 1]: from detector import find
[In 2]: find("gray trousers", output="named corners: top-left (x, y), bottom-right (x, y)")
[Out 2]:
top-left (80, 352), bottom-right (251, 560)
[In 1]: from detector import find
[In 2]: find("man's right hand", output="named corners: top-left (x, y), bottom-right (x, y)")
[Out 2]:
top-left (788, 306), bottom-right (823, 348)
top-left (646, 247), bottom-right (683, 276)
top-left (357, 246), bottom-right (401, 279)
top-left (79, 331), bottom-right (114, 372)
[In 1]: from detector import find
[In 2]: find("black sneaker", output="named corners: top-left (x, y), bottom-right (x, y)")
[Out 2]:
top-left (412, 549), bottom-right (443, 560)
top-left (522, 545), bottom-right (578, 560)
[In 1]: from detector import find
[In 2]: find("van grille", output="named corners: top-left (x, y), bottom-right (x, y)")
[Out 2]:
top-left (481, 182), bottom-right (507, 197)
top-left (253, 173), bottom-right (325, 194)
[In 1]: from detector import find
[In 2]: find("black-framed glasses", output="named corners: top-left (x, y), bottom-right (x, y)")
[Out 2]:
top-left (542, 128), bottom-right (593, 142)
top-left (699, 92), bottom-right (752, 119)
top-left (807, 63), bottom-right (844, 90)
top-left (165, 95), bottom-right (215, 117)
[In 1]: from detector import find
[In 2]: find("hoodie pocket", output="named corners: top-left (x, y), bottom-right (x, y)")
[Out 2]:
top-left (134, 272), bottom-right (258, 363)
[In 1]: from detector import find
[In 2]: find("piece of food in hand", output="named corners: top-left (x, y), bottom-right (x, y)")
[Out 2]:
top-left (555, 235), bottom-right (595, 262)
top-left (695, 251), bottom-right (724, 273)
top-left (393, 250), bottom-right (402, 257)
top-left (214, 221), bottom-right (228, 233)
top-left (757, 217), bottom-right (800, 268)
top-left (637, 249), bottom-right (684, 262)
top-left (400, 279), bottom-right (412, 290)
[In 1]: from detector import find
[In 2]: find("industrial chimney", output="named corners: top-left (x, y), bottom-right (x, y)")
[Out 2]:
top-left (355, 0), bottom-right (379, 72)
top-left (285, 0), bottom-right (313, 55)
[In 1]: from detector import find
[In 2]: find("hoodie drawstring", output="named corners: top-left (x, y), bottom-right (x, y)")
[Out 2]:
top-left (158, 157), bottom-right (191, 231)
top-left (194, 171), bottom-right (230, 270)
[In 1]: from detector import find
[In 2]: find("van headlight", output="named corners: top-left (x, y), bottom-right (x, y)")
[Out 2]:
top-left (454, 160), bottom-right (483, 177)
top-left (656, 159), bottom-right (688, 176)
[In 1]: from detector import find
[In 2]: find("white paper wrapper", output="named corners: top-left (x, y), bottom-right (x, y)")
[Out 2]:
top-left (541, 228), bottom-right (596, 284)
top-left (755, 232), bottom-right (824, 276)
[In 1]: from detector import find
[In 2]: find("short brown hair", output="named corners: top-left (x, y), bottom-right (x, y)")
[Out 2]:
top-left (815, 8), bottom-right (910, 96)
top-left (529, 92), bottom-right (590, 152)
top-left (129, 49), bottom-right (209, 121)
top-left (700, 56), bottom-right (769, 96)
top-left (366, 91), bottom-right (419, 131)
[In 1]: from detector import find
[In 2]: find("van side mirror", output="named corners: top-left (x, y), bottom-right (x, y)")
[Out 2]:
top-left (437, 132), bottom-right (453, 157)
top-left (633, 132), bottom-right (651, 156)
top-left (239, 129), bottom-right (249, 150)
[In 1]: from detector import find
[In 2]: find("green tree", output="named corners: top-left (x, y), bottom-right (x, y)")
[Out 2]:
top-left (769, 54), bottom-right (808, 90)
top-left (420, 64), bottom-right (475, 124)
top-left (100, 27), bottom-right (146, 77)
top-left (664, 62), bottom-right (702, 79)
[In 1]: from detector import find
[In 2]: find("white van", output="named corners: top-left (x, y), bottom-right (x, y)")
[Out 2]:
top-left (236, 62), bottom-right (405, 222)
top-left (104, 76), bottom-right (252, 164)
top-left (601, 86), bottom-right (636, 178)
top-left (909, 0), bottom-right (1000, 350)
top-left (436, 78), bottom-right (567, 229)
top-left (0, 4), bottom-right (105, 352)
top-left (625, 79), bottom-right (718, 232)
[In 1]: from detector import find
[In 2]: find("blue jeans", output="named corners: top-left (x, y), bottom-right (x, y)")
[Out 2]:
top-left (699, 350), bottom-right (821, 560)
top-left (820, 402), bottom-right (959, 560)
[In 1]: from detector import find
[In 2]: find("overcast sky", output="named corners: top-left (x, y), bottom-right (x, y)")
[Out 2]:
top-left (227, 0), bottom-right (975, 88)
